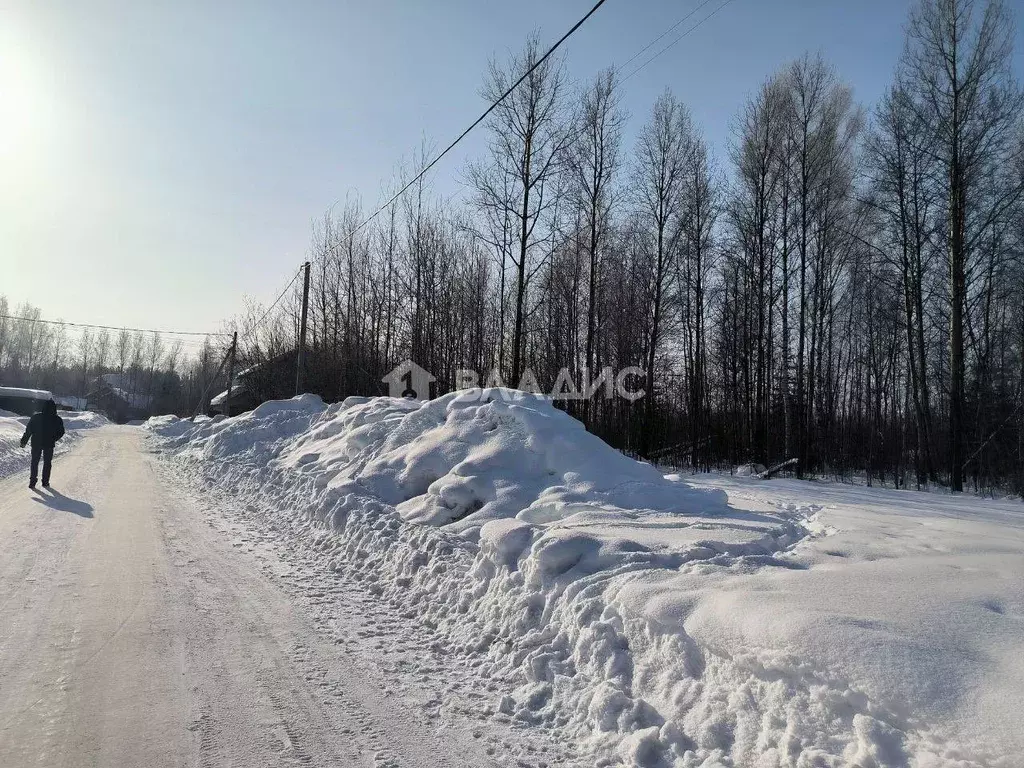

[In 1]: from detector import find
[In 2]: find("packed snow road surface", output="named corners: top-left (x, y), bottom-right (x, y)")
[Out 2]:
top-left (0, 426), bottom-right (504, 768)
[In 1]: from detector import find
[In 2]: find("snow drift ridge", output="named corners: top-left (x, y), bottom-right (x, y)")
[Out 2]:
top-left (147, 391), bottom-right (1019, 767)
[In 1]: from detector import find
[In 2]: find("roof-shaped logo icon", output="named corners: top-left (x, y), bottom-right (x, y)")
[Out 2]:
top-left (382, 360), bottom-right (435, 400)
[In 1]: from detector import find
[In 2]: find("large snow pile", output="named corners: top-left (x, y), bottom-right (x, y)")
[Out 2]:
top-left (148, 390), bottom-right (1024, 767)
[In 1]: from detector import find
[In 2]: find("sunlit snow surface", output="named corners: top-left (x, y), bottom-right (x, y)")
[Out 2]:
top-left (147, 391), bottom-right (1024, 767)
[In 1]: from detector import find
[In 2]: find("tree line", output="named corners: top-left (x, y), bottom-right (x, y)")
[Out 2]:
top-left (0, 298), bottom-right (227, 416)
top-left (238, 0), bottom-right (1021, 493)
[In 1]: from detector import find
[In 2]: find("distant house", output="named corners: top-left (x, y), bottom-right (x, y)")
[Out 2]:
top-left (209, 351), bottom-right (298, 416)
top-left (209, 372), bottom-right (260, 415)
top-left (88, 373), bottom-right (153, 423)
top-left (0, 385), bottom-right (54, 416)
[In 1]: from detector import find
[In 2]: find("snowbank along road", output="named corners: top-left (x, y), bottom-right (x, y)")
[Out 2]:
top-left (146, 391), bottom-right (1024, 768)
top-left (0, 425), bottom-right (536, 768)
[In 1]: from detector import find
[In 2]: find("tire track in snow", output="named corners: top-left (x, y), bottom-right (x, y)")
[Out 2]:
top-left (159, 462), bottom-right (599, 768)
top-left (153, 456), bottom-right (511, 768)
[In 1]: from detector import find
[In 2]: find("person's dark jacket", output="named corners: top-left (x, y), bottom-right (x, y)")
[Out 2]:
top-left (20, 401), bottom-right (65, 449)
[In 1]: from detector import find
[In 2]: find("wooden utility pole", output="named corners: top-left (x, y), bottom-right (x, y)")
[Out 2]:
top-left (224, 331), bottom-right (238, 417)
top-left (295, 261), bottom-right (311, 396)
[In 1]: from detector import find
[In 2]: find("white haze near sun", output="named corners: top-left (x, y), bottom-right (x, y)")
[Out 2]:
top-left (0, 4), bottom-right (327, 340)
top-left (0, 19), bottom-right (66, 241)
top-left (0, 26), bottom-right (47, 164)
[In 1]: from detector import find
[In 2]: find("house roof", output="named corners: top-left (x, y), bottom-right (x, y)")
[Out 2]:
top-left (210, 381), bottom-right (251, 407)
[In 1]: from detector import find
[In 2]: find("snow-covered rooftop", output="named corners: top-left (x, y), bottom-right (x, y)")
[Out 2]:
top-left (0, 386), bottom-right (53, 401)
top-left (209, 381), bottom-right (249, 407)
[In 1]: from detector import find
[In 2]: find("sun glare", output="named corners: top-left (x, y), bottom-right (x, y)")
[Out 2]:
top-left (0, 36), bottom-right (44, 160)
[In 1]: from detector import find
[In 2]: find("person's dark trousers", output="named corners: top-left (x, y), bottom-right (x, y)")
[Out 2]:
top-left (30, 445), bottom-right (54, 486)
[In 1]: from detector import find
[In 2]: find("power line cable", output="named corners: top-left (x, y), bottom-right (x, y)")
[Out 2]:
top-left (298, 0), bottom-right (731, 302)
top-left (343, 0), bottom-right (610, 238)
top-left (613, 0), bottom-right (717, 76)
top-left (620, 0), bottom-right (737, 84)
top-left (238, 267), bottom-right (302, 342)
top-left (0, 313), bottom-right (229, 338)
top-left (320, 0), bottom-right (738, 250)
top-left (82, 0), bottom-right (724, 343)
top-left (254, 0), bottom-right (733, 347)
top-left (1, 261), bottom-right (303, 344)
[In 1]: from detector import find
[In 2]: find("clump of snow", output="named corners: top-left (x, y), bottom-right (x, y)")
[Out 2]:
top-left (146, 395), bottom-right (324, 458)
top-left (149, 390), bottom-right (1024, 767)
top-left (278, 392), bottom-right (757, 540)
top-left (143, 413), bottom-right (186, 431)
top-left (60, 410), bottom-right (110, 430)
top-left (734, 462), bottom-right (766, 477)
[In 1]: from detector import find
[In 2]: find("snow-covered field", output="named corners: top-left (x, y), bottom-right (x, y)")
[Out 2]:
top-left (0, 410), bottom-right (108, 479)
top-left (146, 391), bottom-right (1024, 768)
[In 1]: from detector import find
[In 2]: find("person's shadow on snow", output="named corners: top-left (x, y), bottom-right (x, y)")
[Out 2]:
top-left (32, 489), bottom-right (94, 518)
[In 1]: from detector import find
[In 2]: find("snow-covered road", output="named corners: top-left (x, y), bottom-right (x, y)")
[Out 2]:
top-left (0, 426), bottom-right (513, 767)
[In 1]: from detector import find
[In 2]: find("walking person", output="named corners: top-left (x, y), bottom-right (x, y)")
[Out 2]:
top-left (20, 400), bottom-right (65, 489)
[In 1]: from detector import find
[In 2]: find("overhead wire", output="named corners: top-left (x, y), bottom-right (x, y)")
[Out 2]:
top-left (620, 0), bottom-right (738, 84)
top-left (240, 1), bottom-right (613, 342)
top-left (0, 264), bottom-right (305, 351)
top-left (237, 266), bottom-right (303, 342)
top-left (338, 0), bottom-right (611, 239)
top-left (0, 313), bottom-right (229, 338)
top-left (613, 0), bottom-right (718, 76)
top-left (316, 0), bottom-right (739, 253)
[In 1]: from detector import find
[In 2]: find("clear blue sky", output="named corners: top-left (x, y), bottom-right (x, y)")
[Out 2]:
top-left (2, 0), bottom-right (1020, 339)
